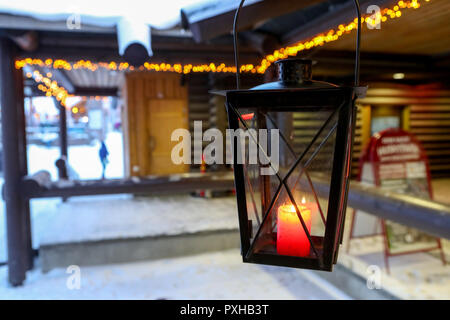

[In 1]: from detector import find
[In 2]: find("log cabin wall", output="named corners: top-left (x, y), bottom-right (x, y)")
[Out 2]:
top-left (357, 85), bottom-right (450, 178)
top-left (291, 84), bottom-right (450, 179)
top-left (187, 73), bottom-right (211, 169)
top-left (287, 102), bottom-right (366, 178)
top-left (122, 72), bottom-right (264, 176)
top-left (351, 104), bottom-right (371, 177)
top-left (208, 74), bottom-right (265, 169)
top-left (123, 73), bottom-right (450, 179)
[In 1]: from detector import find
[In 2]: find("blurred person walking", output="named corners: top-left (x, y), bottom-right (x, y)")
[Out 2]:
top-left (99, 140), bottom-right (109, 179)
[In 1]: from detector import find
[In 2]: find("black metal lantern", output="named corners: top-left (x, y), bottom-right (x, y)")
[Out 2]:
top-left (221, 0), bottom-right (363, 271)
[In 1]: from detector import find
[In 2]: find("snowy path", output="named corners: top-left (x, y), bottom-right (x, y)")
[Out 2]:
top-left (39, 194), bottom-right (238, 245)
top-left (0, 193), bottom-right (238, 263)
top-left (0, 249), bottom-right (350, 300)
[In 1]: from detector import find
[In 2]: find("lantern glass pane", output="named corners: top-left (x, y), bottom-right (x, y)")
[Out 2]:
top-left (286, 109), bottom-right (338, 237)
top-left (239, 105), bottom-right (340, 261)
top-left (244, 161), bottom-right (262, 240)
top-left (238, 110), bottom-right (264, 240)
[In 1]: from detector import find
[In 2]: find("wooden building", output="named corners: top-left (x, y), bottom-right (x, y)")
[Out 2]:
top-left (3, 0), bottom-right (448, 178)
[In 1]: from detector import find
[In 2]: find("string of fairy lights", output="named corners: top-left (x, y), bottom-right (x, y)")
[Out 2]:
top-left (15, 0), bottom-right (429, 107)
top-left (25, 70), bottom-right (71, 103)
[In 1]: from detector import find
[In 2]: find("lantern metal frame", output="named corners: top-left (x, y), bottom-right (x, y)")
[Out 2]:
top-left (220, 0), bottom-right (363, 271)
top-left (226, 86), bottom-right (355, 271)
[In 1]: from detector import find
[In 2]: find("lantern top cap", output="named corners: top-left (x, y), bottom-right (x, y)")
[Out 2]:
top-left (274, 58), bottom-right (312, 65)
top-left (251, 58), bottom-right (337, 90)
top-left (275, 58), bottom-right (313, 83)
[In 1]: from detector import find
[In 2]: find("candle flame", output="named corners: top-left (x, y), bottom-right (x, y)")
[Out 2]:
top-left (301, 197), bottom-right (306, 204)
top-left (281, 204), bottom-right (296, 213)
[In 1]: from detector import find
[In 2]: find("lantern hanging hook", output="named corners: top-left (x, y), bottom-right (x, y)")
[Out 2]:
top-left (353, 0), bottom-right (361, 87)
top-left (233, 0), bottom-right (362, 89)
top-left (233, 0), bottom-right (246, 90)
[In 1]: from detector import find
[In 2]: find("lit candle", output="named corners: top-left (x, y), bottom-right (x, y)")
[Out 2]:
top-left (276, 199), bottom-right (312, 257)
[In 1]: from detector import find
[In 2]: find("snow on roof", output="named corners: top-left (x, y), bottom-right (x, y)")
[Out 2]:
top-left (0, 0), bottom-right (207, 62)
top-left (0, 0), bottom-right (203, 30)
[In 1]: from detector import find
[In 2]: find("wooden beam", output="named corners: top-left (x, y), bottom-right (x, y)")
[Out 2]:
top-left (14, 65), bottom-right (35, 270)
top-left (15, 50), bottom-right (33, 272)
top-left (34, 65), bottom-right (76, 93)
top-left (282, 0), bottom-right (396, 46)
top-left (304, 50), bottom-right (450, 81)
top-left (54, 98), bottom-right (68, 159)
top-left (9, 27), bottom-right (260, 66)
top-left (73, 87), bottom-right (118, 96)
top-left (51, 69), bottom-right (76, 93)
top-left (20, 46), bottom-right (260, 66)
top-left (183, 0), bottom-right (324, 43)
top-left (240, 31), bottom-right (280, 55)
top-left (433, 51), bottom-right (450, 69)
top-left (37, 31), bottom-right (256, 54)
top-left (10, 31), bottom-right (39, 52)
top-left (18, 30), bottom-right (260, 65)
top-left (0, 38), bottom-right (29, 286)
top-left (22, 172), bottom-right (235, 198)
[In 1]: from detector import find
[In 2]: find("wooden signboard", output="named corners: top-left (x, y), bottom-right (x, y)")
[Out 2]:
top-left (348, 129), bottom-right (446, 273)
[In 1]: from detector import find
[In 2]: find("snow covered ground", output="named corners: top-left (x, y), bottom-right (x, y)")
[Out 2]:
top-left (341, 184), bottom-right (450, 300)
top-left (341, 235), bottom-right (450, 299)
top-left (27, 131), bottom-right (124, 180)
top-left (0, 131), bottom-right (125, 262)
top-left (0, 249), bottom-right (350, 300)
top-left (39, 194), bottom-right (238, 245)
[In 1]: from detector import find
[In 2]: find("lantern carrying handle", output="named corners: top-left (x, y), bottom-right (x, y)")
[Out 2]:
top-left (233, 0), bottom-right (362, 88)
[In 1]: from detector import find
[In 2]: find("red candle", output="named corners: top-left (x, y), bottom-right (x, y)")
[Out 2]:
top-left (276, 202), bottom-right (312, 257)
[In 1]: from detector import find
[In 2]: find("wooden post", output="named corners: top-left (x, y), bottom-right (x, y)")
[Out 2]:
top-left (16, 55), bottom-right (33, 271)
top-left (54, 98), bottom-right (69, 180)
top-left (0, 38), bottom-right (29, 285)
top-left (57, 99), bottom-right (68, 159)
